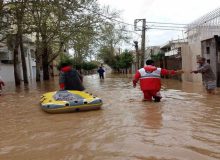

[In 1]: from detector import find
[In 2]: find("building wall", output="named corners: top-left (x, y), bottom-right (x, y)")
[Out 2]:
top-left (145, 46), bottom-right (160, 62)
top-left (188, 39), bottom-right (203, 83)
top-left (0, 47), bottom-right (36, 82)
top-left (0, 62), bottom-right (14, 82)
top-left (187, 24), bottom-right (220, 84)
top-left (25, 47), bottom-right (36, 80)
top-left (165, 42), bottom-right (192, 82)
top-left (201, 38), bottom-right (217, 74)
top-left (160, 42), bottom-right (190, 81)
top-left (201, 36), bottom-right (220, 87)
top-left (165, 57), bottom-right (182, 80)
top-left (181, 43), bottom-right (193, 82)
top-left (217, 38), bottom-right (220, 87)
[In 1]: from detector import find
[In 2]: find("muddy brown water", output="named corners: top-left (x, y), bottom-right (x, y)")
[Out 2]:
top-left (0, 74), bottom-right (220, 160)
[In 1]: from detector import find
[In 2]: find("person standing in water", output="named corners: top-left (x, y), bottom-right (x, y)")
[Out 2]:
top-left (133, 60), bottom-right (184, 102)
top-left (191, 56), bottom-right (216, 94)
top-left (97, 66), bottom-right (105, 79)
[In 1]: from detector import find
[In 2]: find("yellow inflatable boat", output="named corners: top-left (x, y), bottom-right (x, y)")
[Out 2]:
top-left (40, 90), bottom-right (103, 113)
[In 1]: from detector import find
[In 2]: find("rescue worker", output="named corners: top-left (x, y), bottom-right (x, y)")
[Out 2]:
top-left (59, 62), bottom-right (85, 91)
top-left (133, 60), bottom-right (183, 102)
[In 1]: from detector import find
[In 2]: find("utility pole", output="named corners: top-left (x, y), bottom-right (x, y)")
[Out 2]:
top-left (141, 19), bottom-right (146, 67)
top-left (133, 41), bottom-right (139, 71)
top-left (134, 19), bottom-right (146, 67)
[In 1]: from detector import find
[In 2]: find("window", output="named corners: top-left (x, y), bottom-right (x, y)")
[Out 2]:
top-left (177, 47), bottom-right (181, 54)
top-left (206, 47), bottom-right (210, 54)
top-left (207, 59), bottom-right (210, 64)
top-left (218, 51), bottom-right (220, 63)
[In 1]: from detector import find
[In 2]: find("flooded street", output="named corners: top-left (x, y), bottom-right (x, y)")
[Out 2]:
top-left (0, 74), bottom-right (220, 160)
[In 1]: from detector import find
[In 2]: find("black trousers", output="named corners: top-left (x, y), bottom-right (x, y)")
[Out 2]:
top-left (99, 74), bottom-right (104, 79)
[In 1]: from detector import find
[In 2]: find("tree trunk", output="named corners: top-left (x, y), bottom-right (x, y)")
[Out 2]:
top-left (40, 33), bottom-right (50, 80)
top-left (35, 32), bottom-right (41, 81)
top-left (19, 34), bottom-right (28, 83)
top-left (36, 61), bottom-right (41, 81)
top-left (42, 44), bottom-right (49, 80)
top-left (35, 52), bottom-right (41, 82)
top-left (13, 34), bottom-right (21, 86)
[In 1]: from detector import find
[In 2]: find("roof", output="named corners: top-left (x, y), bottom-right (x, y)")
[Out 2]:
top-left (160, 39), bottom-right (187, 49)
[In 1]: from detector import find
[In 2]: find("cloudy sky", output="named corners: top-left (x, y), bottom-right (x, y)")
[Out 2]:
top-left (98, 0), bottom-right (220, 47)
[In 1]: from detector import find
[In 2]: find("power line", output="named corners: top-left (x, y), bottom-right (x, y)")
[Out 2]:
top-left (148, 25), bottom-right (187, 29)
top-left (115, 28), bottom-right (142, 35)
top-left (146, 21), bottom-right (187, 25)
top-left (147, 27), bottom-right (185, 31)
top-left (83, 5), bottom-right (188, 28)
top-left (79, 5), bottom-right (143, 35)
top-left (79, 5), bottom-right (135, 27)
top-left (80, 5), bottom-right (187, 32)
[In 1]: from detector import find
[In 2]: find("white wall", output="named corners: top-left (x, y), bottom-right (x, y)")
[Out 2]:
top-left (181, 43), bottom-right (193, 82)
top-left (188, 40), bottom-right (203, 83)
top-left (187, 25), bottom-right (220, 84)
top-left (0, 52), bottom-right (36, 82)
top-left (0, 62), bottom-right (14, 82)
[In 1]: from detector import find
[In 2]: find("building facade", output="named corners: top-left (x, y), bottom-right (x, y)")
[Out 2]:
top-left (0, 36), bottom-right (36, 82)
top-left (201, 35), bottom-right (220, 87)
top-left (160, 39), bottom-right (188, 81)
top-left (186, 8), bottom-right (220, 84)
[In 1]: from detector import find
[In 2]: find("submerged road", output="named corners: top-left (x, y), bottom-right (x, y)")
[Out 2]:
top-left (0, 74), bottom-right (220, 160)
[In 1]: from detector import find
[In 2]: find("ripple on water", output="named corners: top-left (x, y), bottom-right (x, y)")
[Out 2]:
top-left (0, 75), bottom-right (220, 160)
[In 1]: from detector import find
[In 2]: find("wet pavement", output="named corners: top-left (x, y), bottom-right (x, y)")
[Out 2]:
top-left (0, 74), bottom-right (220, 160)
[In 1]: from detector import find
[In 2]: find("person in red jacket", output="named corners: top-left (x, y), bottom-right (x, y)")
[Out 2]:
top-left (59, 62), bottom-right (85, 91)
top-left (133, 60), bottom-right (183, 102)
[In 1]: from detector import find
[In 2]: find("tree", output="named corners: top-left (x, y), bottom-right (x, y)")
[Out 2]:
top-left (29, 0), bottom-right (101, 80)
top-left (98, 46), bottom-right (116, 68)
top-left (97, 7), bottom-right (131, 68)
top-left (0, 0), bottom-right (11, 42)
top-left (6, 0), bottom-right (29, 85)
top-left (2, 0), bottom-right (131, 84)
top-left (118, 50), bottom-right (133, 73)
top-left (57, 54), bottom-right (98, 71)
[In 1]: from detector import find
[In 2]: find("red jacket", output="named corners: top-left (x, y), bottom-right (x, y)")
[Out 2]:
top-left (59, 66), bottom-right (72, 89)
top-left (133, 65), bottom-right (176, 91)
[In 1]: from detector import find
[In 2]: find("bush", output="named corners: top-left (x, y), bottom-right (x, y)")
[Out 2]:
top-left (57, 55), bottom-right (73, 70)
top-left (57, 54), bottom-right (98, 71)
top-left (82, 61), bottom-right (98, 70)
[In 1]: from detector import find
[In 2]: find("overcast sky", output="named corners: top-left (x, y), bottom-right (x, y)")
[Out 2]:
top-left (98, 0), bottom-right (220, 47)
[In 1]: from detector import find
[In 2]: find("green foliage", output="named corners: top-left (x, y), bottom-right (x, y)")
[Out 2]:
top-left (1, 0), bottom-right (132, 81)
top-left (117, 50), bottom-right (133, 69)
top-left (82, 61), bottom-right (98, 70)
top-left (98, 47), bottom-right (133, 70)
top-left (57, 54), bottom-right (73, 70)
top-left (0, 1), bottom-right (11, 42)
top-left (98, 46), bottom-right (115, 67)
top-left (57, 54), bottom-right (98, 71)
top-left (2, 0), bottom-right (130, 63)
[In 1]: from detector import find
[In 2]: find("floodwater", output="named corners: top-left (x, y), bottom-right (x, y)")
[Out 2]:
top-left (0, 74), bottom-right (220, 160)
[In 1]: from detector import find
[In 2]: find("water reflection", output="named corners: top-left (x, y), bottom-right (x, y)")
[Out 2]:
top-left (0, 74), bottom-right (220, 160)
top-left (141, 105), bottom-right (162, 129)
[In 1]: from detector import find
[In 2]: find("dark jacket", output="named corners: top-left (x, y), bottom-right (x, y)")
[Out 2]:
top-left (97, 68), bottom-right (105, 75)
top-left (59, 66), bottom-right (85, 91)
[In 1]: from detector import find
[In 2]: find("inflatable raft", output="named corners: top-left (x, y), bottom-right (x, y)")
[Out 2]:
top-left (40, 90), bottom-right (103, 113)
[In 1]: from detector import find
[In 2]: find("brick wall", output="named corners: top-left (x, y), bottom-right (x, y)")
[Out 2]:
top-left (154, 56), bottom-right (182, 80)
